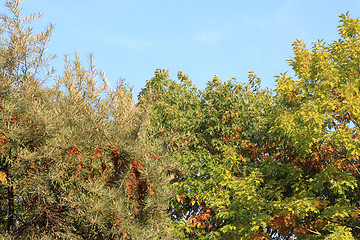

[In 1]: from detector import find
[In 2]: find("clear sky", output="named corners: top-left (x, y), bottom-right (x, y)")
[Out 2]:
top-left (13, 0), bottom-right (360, 99)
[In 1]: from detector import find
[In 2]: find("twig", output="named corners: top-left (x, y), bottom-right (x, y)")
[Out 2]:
top-left (306, 228), bottom-right (322, 235)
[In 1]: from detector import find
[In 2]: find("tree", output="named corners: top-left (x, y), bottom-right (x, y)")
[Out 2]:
top-left (1, 0), bottom-right (359, 239)
top-left (271, 12), bottom-right (360, 239)
top-left (0, 1), bottom-right (173, 239)
top-left (139, 13), bottom-right (360, 240)
top-left (0, 0), bottom-right (54, 236)
top-left (139, 69), bottom-right (276, 239)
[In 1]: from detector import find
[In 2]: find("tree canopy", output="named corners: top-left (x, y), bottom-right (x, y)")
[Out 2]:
top-left (0, 1), bottom-right (359, 239)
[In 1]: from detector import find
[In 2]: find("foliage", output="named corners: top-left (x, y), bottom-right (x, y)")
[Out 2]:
top-left (271, 11), bottom-right (360, 239)
top-left (0, 1), bottom-right (172, 239)
top-left (1, 1), bottom-right (360, 239)
top-left (139, 69), bottom-right (276, 239)
top-left (139, 12), bottom-right (360, 240)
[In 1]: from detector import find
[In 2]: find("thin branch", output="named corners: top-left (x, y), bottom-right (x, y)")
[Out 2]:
top-left (306, 228), bottom-right (322, 235)
top-left (348, 157), bottom-right (360, 175)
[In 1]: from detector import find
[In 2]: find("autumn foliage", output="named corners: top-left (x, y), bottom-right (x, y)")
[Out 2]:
top-left (0, 1), bottom-right (359, 239)
top-left (138, 13), bottom-right (360, 240)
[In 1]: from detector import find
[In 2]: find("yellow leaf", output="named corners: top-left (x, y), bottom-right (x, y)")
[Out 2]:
top-left (120, 232), bottom-right (127, 240)
top-left (178, 194), bottom-right (184, 203)
top-left (0, 171), bottom-right (7, 184)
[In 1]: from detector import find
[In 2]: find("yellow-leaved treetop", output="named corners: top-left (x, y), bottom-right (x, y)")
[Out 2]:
top-left (272, 12), bottom-right (360, 239)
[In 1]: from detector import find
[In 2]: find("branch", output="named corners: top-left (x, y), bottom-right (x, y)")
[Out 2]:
top-left (306, 228), bottom-right (322, 235)
top-left (348, 157), bottom-right (360, 175)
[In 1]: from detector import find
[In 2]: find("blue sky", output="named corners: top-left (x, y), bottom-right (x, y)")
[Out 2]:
top-left (15, 0), bottom-right (360, 99)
